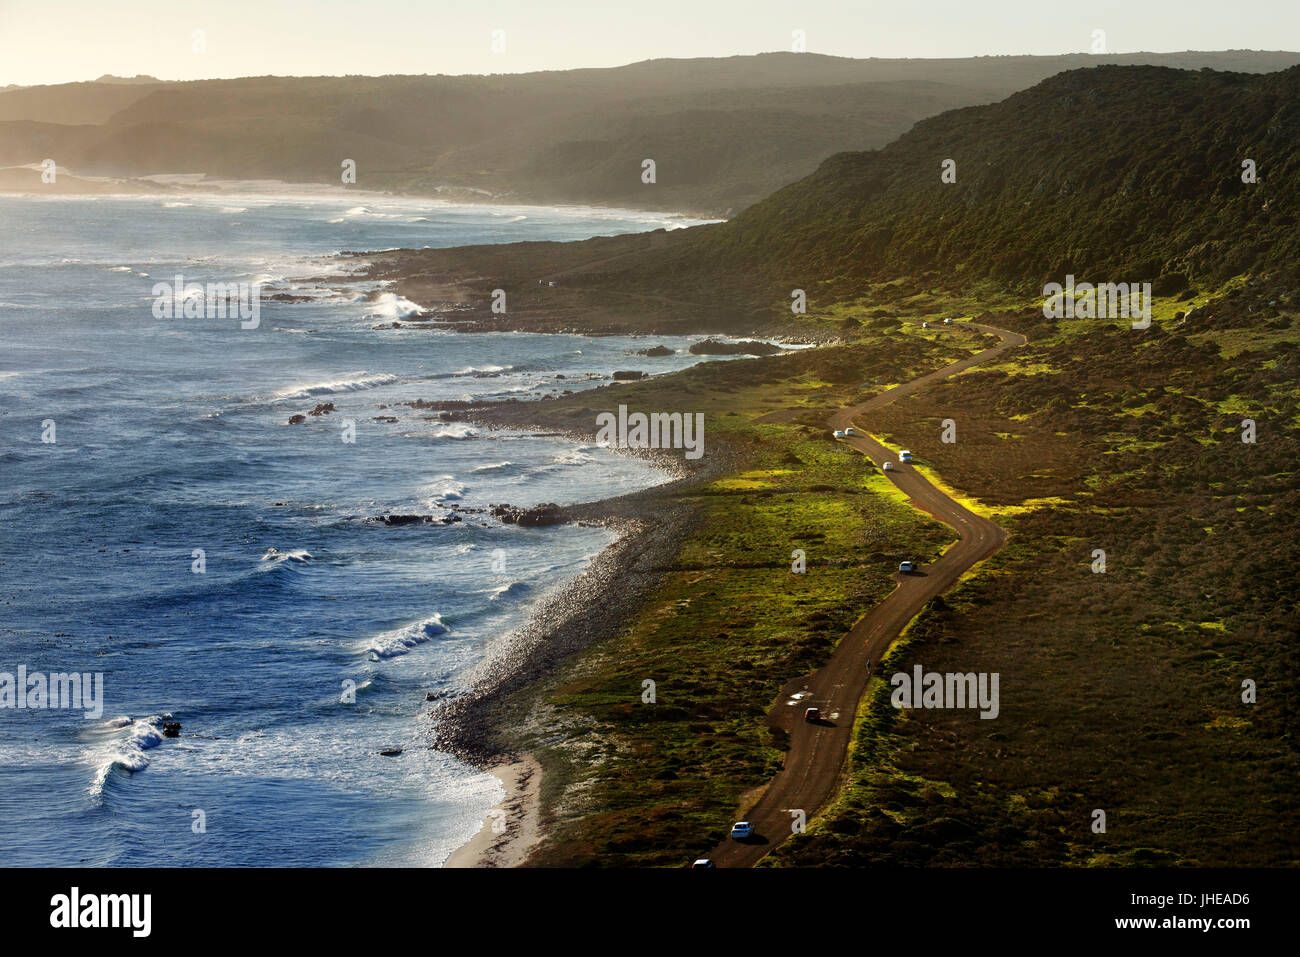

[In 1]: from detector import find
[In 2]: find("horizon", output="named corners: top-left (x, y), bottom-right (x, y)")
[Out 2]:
top-left (9, 46), bottom-right (1300, 89)
top-left (2, 0), bottom-right (1300, 86)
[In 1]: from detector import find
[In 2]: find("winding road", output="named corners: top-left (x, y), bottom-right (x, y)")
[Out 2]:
top-left (705, 320), bottom-right (1026, 867)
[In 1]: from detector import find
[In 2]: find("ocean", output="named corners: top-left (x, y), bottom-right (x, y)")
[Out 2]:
top-left (0, 186), bottom-right (721, 866)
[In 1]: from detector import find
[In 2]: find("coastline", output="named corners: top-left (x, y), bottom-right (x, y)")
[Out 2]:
top-left (341, 230), bottom-right (759, 865)
top-left (0, 172), bottom-right (728, 220)
top-left (444, 756), bottom-right (544, 868)
top-left (345, 239), bottom-right (813, 340)
top-left (429, 423), bottom-right (737, 762)
top-left (431, 416), bottom-right (742, 866)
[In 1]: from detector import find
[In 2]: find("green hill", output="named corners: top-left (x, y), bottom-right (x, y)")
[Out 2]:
top-left (359, 65), bottom-right (1298, 341)
top-left (3, 52), bottom-right (1299, 215)
top-left (402, 64), bottom-right (1300, 868)
top-left (683, 64), bottom-right (1300, 297)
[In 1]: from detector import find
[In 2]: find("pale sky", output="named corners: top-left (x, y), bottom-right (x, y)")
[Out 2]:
top-left (2, 0), bottom-right (1298, 86)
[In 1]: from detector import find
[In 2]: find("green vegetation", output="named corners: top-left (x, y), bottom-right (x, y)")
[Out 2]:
top-left (481, 326), bottom-right (989, 865)
top-left (770, 282), bottom-right (1300, 867)
top-left (388, 65), bottom-right (1300, 337)
top-left (388, 62), bottom-right (1300, 867)
top-left (487, 272), bottom-right (1299, 868)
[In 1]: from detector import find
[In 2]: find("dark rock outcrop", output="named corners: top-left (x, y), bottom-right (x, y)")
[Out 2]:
top-left (490, 502), bottom-right (565, 526)
top-left (374, 513), bottom-right (462, 526)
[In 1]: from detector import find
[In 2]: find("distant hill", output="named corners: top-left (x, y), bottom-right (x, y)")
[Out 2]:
top-left (552, 64), bottom-right (1300, 306)
top-left (93, 74), bottom-right (161, 84)
top-left (360, 64), bottom-right (1300, 337)
top-left (0, 78), bottom-right (167, 126)
top-left (2, 51), bottom-right (1299, 214)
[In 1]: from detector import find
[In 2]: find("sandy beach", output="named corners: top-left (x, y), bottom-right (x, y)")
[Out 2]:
top-left (444, 757), bottom-right (544, 867)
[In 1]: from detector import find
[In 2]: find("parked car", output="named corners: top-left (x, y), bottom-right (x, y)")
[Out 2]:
top-left (844, 427), bottom-right (857, 436)
top-left (921, 321), bottom-right (930, 329)
top-left (899, 450), bottom-right (914, 463)
top-left (691, 859), bottom-right (715, 869)
top-left (898, 560), bottom-right (917, 573)
top-left (833, 429), bottom-right (845, 439)
top-left (943, 317), bottom-right (952, 324)
top-left (804, 706), bottom-right (821, 722)
top-left (730, 821), bottom-right (754, 840)
top-left (882, 461), bottom-right (894, 471)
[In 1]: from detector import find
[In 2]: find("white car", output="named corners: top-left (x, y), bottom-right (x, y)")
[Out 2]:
top-left (899, 450), bottom-right (914, 463)
top-left (943, 317), bottom-right (952, 325)
top-left (899, 560), bottom-right (917, 573)
top-left (921, 321), bottom-right (929, 329)
top-left (882, 461), bottom-right (894, 471)
top-left (833, 429), bottom-right (845, 439)
top-left (730, 821), bottom-right (754, 840)
top-left (844, 427), bottom-right (857, 436)
top-left (691, 859), bottom-right (715, 869)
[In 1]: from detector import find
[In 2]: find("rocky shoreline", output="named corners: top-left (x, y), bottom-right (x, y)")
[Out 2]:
top-left (423, 413), bottom-right (742, 768)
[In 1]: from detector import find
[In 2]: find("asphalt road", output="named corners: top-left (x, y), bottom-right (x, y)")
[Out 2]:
top-left (704, 321), bottom-right (1026, 867)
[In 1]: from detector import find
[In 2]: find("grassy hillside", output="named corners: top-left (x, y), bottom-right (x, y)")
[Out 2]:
top-left (572, 66), bottom-right (1300, 309)
top-left (688, 65), bottom-right (1300, 294)
top-left (417, 64), bottom-right (1299, 867)
top-left (770, 282), bottom-right (1300, 867)
top-left (357, 64), bottom-right (1300, 345)
top-left (4, 52), bottom-right (1300, 215)
top-left (457, 322), bottom-right (993, 865)
top-left (454, 279), bottom-right (1298, 868)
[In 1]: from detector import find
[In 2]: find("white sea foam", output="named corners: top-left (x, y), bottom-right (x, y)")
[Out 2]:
top-left (367, 614), bottom-right (451, 659)
top-left (88, 715), bottom-right (166, 797)
top-left (260, 547), bottom-right (313, 563)
top-left (274, 372), bottom-right (401, 400)
top-left (426, 475), bottom-right (466, 502)
top-left (368, 292), bottom-right (423, 320)
top-left (428, 423), bottom-right (478, 440)
top-left (552, 447), bottom-right (595, 466)
top-left (471, 460), bottom-right (515, 473)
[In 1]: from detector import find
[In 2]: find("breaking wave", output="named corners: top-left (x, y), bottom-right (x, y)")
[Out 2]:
top-left (368, 292), bottom-right (423, 321)
top-left (274, 372), bottom-right (401, 400)
top-left (366, 614), bottom-right (451, 660)
top-left (88, 715), bottom-right (166, 797)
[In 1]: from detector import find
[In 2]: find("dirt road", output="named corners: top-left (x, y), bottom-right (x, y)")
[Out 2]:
top-left (705, 321), bottom-right (1026, 867)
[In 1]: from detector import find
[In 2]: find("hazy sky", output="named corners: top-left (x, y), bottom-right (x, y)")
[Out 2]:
top-left (2, 0), bottom-right (1299, 86)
